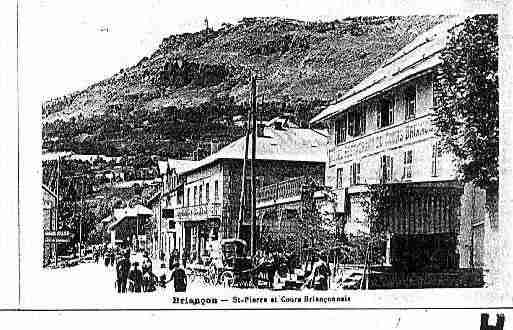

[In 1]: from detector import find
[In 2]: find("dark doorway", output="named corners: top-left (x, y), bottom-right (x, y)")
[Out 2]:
top-left (391, 233), bottom-right (458, 272)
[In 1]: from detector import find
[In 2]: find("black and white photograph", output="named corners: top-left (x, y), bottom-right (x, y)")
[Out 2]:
top-left (4, 0), bottom-right (512, 320)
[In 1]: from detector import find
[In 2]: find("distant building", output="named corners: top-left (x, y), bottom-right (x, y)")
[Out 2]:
top-left (42, 184), bottom-right (57, 267)
top-left (149, 159), bottom-right (198, 260)
top-left (105, 205), bottom-right (153, 250)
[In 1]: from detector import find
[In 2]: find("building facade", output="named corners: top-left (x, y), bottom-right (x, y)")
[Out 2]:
top-left (311, 17), bottom-right (489, 277)
top-left (42, 184), bottom-right (57, 267)
top-left (169, 123), bottom-right (327, 263)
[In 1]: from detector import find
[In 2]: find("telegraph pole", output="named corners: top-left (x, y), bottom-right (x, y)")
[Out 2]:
top-left (237, 107), bottom-right (251, 239)
top-left (250, 75), bottom-right (257, 257)
top-left (55, 156), bottom-right (60, 267)
top-left (79, 176), bottom-right (84, 261)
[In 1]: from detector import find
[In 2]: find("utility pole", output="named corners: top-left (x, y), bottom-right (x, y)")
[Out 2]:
top-left (79, 176), bottom-right (85, 261)
top-left (250, 75), bottom-right (257, 257)
top-left (470, 185), bottom-right (476, 269)
top-left (55, 156), bottom-right (60, 267)
top-left (237, 105), bottom-right (251, 238)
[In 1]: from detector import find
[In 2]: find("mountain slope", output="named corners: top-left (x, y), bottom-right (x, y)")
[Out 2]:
top-left (42, 15), bottom-right (450, 158)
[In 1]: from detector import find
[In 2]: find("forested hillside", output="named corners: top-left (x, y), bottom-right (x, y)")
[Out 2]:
top-left (42, 15), bottom-right (449, 158)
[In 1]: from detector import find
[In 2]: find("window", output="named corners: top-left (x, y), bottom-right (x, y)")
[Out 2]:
top-left (214, 180), bottom-right (219, 202)
top-left (405, 85), bottom-right (416, 120)
top-left (336, 168), bottom-right (344, 189)
top-left (193, 186), bottom-right (197, 205)
top-left (335, 113), bottom-right (347, 144)
top-left (403, 150), bottom-right (413, 179)
top-left (359, 105), bottom-right (366, 135)
top-left (205, 183), bottom-right (210, 203)
top-left (186, 188), bottom-right (191, 206)
top-left (199, 184), bottom-right (203, 204)
top-left (349, 163), bottom-right (361, 186)
top-left (380, 155), bottom-right (394, 183)
top-left (377, 96), bottom-right (394, 128)
top-left (348, 110), bottom-right (355, 137)
top-left (432, 142), bottom-right (442, 177)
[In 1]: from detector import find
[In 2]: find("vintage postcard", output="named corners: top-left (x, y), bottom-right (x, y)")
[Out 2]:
top-left (9, 0), bottom-right (513, 315)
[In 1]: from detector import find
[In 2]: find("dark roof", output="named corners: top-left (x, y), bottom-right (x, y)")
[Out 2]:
top-left (181, 127), bottom-right (328, 175)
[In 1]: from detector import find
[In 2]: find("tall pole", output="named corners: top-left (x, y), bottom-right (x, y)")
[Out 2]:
top-left (237, 103), bottom-right (251, 238)
top-left (159, 175), bottom-right (163, 257)
top-left (470, 185), bottom-right (475, 269)
top-left (250, 75), bottom-right (257, 257)
top-left (55, 156), bottom-right (60, 267)
top-left (79, 176), bottom-right (84, 261)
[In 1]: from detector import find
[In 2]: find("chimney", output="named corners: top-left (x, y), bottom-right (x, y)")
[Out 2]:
top-left (210, 141), bottom-right (220, 155)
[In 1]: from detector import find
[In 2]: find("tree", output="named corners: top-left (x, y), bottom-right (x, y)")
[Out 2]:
top-left (353, 185), bottom-right (391, 265)
top-left (258, 179), bottom-right (343, 256)
top-left (433, 14), bottom-right (498, 192)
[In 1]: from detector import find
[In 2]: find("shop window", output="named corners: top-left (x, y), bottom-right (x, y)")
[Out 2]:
top-left (380, 155), bottom-right (394, 183)
top-left (214, 180), bottom-right (219, 202)
top-left (377, 96), bottom-right (395, 128)
top-left (205, 183), bottom-right (210, 203)
top-left (336, 167), bottom-right (344, 189)
top-left (431, 142), bottom-right (442, 177)
top-left (403, 150), bottom-right (413, 179)
top-left (335, 113), bottom-right (347, 144)
top-left (405, 85), bottom-right (416, 120)
top-left (349, 162), bottom-right (361, 186)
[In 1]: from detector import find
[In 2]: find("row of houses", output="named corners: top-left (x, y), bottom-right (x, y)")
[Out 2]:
top-left (105, 17), bottom-right (497, 287)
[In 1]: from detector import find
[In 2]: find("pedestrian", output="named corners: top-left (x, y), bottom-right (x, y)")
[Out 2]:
top-left (142, 252), bottom-right (152, 273)
top-left (169, 262), bottom-right (187, 293)
top-left (128, 262), bottom-right (143, 293)
top-left (104, 248), bottom-right (111, 267)
top-left (110, 249), bottom-right (115, 267)
top-left (157, 263), bottom-right (168, 288)
top-left (116, 251), bottom-right (131, 293)
top-left (311, 253), bottom-right (331, 290)
top-left (169, 249), bottom-right (178, 270)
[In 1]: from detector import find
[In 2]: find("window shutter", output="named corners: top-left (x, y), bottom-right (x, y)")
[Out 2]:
top-left (379, 156), bottom-right (384, 183)
top-left (389, 97), bottom-right (395, 125)
top-left (390, 156), bottom-right (394, 181)
top-left (403, 151), bottom-right (407, 179)
top-left (376, 106), bottom-right (381, 129)
top-left (349, 163), bottom-right (354, 185)
top-left (360, 106), bottom-right (368, 134)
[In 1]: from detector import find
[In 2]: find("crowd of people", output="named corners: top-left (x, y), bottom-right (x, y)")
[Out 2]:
top-left (94, 246), bottom-right (188, 294)
top-left (92, 244), bottom-right (332, 293)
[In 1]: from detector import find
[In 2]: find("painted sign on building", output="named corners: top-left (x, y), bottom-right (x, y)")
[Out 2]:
top-left (328, 115), bottom-right (434, 164)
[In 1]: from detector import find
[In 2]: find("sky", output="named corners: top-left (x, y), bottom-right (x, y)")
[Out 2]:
top-left (20, 0), bottom-right (498, 100)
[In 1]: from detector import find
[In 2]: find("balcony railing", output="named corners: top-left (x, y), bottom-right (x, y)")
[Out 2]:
top-left (256, 176), bottom-right (306, 206)
top-left (175, 203), bottom-right (222, 221)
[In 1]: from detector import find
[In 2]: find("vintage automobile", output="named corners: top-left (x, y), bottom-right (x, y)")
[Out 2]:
top-left (207, 238), bottom-right (254, 287)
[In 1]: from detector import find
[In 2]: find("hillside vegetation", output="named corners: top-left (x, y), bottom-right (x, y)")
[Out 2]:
top-left (42, 15), bottom-right (449, 158)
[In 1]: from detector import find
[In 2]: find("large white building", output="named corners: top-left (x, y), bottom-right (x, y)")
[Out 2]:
top-left (311, 17), bottom-right (494, 282)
